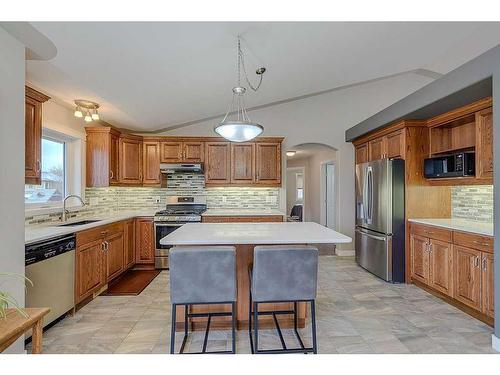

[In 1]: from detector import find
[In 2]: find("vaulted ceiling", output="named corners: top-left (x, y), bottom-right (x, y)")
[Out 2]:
top-left (26, 22), bottom-right (500, 132)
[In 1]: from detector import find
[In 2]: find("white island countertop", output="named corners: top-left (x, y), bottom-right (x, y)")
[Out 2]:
top-left (160, 222), bottom-right (352, 246)
top-left (408, 218), bottom-right (493, 237)
top-left (202, 209), bottom-right (286, 217)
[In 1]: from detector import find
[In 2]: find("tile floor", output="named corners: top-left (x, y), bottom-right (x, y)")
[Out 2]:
top-left (27, 256), bottom-right (496, 354)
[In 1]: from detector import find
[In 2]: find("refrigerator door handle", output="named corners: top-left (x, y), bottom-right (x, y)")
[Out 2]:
top-left (362, 166), bottom-right (368, 221)
top-left (355, 228), bottom-right (387, 241)
top-left (366, 166), bottom-right (373, 223)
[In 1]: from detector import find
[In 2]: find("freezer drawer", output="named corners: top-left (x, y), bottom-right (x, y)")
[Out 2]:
top-left (355, 228), bottom-right (392, 281)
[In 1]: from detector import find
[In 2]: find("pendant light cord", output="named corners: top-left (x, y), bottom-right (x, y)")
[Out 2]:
top-left (238, 36), bottom-right (264, 92)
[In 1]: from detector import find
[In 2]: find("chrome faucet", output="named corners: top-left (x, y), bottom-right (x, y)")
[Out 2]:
top-left (62, 195), bottom-right (86, 222)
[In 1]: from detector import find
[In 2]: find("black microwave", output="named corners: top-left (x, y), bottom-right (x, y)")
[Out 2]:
top-left (424, 151), bottom-right (475, 179)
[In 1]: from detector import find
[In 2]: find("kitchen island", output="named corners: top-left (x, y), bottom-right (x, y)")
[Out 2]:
top-left (161, 222), bottom-right (352, 331)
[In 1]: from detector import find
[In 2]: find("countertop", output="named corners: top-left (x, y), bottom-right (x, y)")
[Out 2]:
top-left (201, 209), bottom-right (286, 217)
top-left (160, 222), bottom-right (352, 245)
top-left (408, 218), bottom-right (494, 237)
top-left (25, 210), bottom-right (157, 245)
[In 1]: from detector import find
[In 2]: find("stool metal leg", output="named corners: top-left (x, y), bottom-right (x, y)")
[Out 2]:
top-left (170, 304), bottom-right (177, 354)
top-left (231, 302), bottom-right (236, 354)
top-left (179, 304), bottom-right (189, 354)
top-left (253, 302), bottom-right (259, 353)
top-left (311, 300), bottom-right (318, 354)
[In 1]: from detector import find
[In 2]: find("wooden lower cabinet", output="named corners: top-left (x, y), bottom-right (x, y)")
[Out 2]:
top-left (135, 218), bottom-right (155, 265)
top-left (76, 239), bottom-right (106, 303)
top-left (106, 231), bottom-right (125, 281)
top-left (410, 234), bottom-right (429, 284)
top-left (124, 219), bottom-right (136, 269)
top-left (428, 239), bottom-right (453, 296)
top-left (482, 252), bottom-right (494, 318)
top-left (453, 245), bottom-right (482, 310)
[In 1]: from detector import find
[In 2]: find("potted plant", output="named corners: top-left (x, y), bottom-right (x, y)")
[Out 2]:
top-left (0, 273), bottom-right (33, 319)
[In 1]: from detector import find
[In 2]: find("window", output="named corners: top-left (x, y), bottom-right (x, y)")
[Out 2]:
top-left (296, 173), bottom-right (304, 201)
top-left (25, 137), bottom-right (66, 207)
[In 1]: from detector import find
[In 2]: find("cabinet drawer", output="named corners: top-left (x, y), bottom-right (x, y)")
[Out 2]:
top-left (77, 221), bottom-right (125, 247)
top-left (453, 231), bottom-right (493, 253)
top-left (411, 224), bottom-right (452, 243)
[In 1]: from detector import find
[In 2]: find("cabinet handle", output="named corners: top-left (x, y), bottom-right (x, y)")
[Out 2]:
top-left (101, 242), bottom-right (105, 251)
top-left (482, 257), bottom-right (487, 271)
top-left (110, 170), bottom-right (114, 179)
top-left (104, 241), bottom-right (109, 251)
top-left (36, 160), bottom-right (41, 173)
top-left (474, 256), bottom-right (480, 268)
top-left (428, 243), bottom-right (433, 253)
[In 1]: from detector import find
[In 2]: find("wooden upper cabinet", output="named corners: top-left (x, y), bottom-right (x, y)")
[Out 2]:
top-left (481, 252), bottom-right (494, 318)
top-left (106, 231), bottom-right (124, 282)
top-left (476, 107), bottom-right (493, 179)
top-left (205, 142), bottom-right (231, 184)
top-left (355, 143), bottom-right (368, 164)
top-left (25, 87), bottom-right (50, 185)
top-left (135, 218), bottom-right (155, 264)
top-left (124, 219), bottom-right (135, 269)
top-left (183, 142), bottom-right (204, 162)
top-left (231, 143), bottom-right (255, 183)
top-left (86, 127), bottom-right (122, 187)
top-left (428, 239), bottom-right (453, 296)
top-left (160, 141), bottom-right (183, 163)
top-left (453, 245), bottom-right (482, 310)
top-left (119, 135), bottom-right (143, 185)
top-left (410, 234), bottom-right (430, 284)
top-left (256, 142), bottom-right (281, 185)
top-left (142, 141), bottom-right (161, 185)
top-left (385, 130), bottom-right (405, 159)
top-left (368, 137), bottom-right (386, 161)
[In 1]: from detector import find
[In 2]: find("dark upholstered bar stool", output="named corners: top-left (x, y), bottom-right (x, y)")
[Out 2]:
top-left (169, 246), bottom-right (237, 354)
top-left (249, 245), bottom-right (319, 354)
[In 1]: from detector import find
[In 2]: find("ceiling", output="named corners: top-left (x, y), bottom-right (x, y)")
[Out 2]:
top-left (26, 22), bottom-right (500, 132)
top-left (286, 143), bottom-right (336, 160)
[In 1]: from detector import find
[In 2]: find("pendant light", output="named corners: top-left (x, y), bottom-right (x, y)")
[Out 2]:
top-left (214, 37), bottom-right (266, 142)
top-left (73, 100), bottom-right (100, 123)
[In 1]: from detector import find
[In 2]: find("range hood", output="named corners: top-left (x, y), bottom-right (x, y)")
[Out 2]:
top-left (160, 163), bottom-right (204, 174)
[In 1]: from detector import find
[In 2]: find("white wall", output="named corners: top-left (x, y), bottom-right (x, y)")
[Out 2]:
top-left (159, 73), bottom-right (433, 250)
top-left (0, 27), bottom-right (27, 353)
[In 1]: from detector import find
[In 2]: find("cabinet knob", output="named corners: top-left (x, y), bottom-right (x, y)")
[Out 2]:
top-left (482, 257), bottom-right (487, 271)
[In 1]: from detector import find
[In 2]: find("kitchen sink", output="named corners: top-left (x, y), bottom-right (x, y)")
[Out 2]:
top-left (57, 219), bottom-right (102, 227)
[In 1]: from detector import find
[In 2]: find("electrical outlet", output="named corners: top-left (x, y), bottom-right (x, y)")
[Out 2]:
top-left (89, 197), bottom-right (99, 206)
top-left (222, 196), bottom-right (227, 203)
top-left (154, 196), bottom-right (161, 204)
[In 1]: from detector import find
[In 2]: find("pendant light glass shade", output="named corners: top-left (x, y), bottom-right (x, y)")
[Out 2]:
top-left (215, 37), bottom-right (266, 142)
top-left (74, 107), bottom-right (83, 118)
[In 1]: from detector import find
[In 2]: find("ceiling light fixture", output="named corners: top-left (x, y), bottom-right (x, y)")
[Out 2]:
top-left (214, 37), bottom-right (266, 142)
top-left (73, 100), bottom-right (100, 122)
top-left (286, 151), bottom-right (296, 157)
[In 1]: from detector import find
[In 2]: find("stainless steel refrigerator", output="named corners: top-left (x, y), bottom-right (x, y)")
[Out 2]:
top-left (355, 158), bottom-right (405, 282)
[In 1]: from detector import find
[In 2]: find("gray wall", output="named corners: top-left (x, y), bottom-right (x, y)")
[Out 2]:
top-left (0, 27), bottom-right (27, 353)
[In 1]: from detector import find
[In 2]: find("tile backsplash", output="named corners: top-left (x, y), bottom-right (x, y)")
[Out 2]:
top-left (452, 185), bottom-right (493, 222)
top-left (26, 182), bottom-right (280, 226)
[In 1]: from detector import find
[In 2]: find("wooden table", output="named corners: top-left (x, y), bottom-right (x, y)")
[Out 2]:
top-left (0, 308), bottom-right (50, 354)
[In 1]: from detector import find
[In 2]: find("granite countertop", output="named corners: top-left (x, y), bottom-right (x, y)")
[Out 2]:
top-left (160, 222), bottom-right (352, 246)
top-left (25, 210), bottom-right (157, 245)
top-left (202, 209), bottom-right (286, 217)
top-left (408, 218), bottom-right (493, 237)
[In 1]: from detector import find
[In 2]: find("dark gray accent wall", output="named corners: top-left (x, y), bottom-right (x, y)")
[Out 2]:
top-left (345, 43), bottom-right (500, 344)
top-left (345, 44), bottom-right (500, 142)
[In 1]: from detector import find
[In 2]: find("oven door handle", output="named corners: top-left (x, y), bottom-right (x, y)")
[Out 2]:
top-left (154, 223), bottom-right (185, 227)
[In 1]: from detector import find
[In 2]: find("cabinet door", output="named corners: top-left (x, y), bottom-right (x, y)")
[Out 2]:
top-left (25, 97), bottom-right (42, 184)
top-left (143, 141), bottom-right (161, 185)
top-left (256, 142), bottom-right (281, 185)
top-left (476, 108), bottom-right (493, 179)
top-left (160, 141), bottom-right (183, 163)
top-left (124, 219), bottom-right (135, 269)
top-left (231, 143), bottom-right (255, 183)
top-left (386, 130), bottom-right (404, 159)
top-left (205, 142), bottom-right (231, 184)
top-left (110, 133), bottom-right (120, 184)
top-left (120, 137), bottom-right (143, 184)
top-left (453, 245), bottom-right (482, 310)
top-left (183, 142), bottom-right (204, 162)
top-left (481, 252), bottom-right (494, 318)
top-left (106, 231), bottom-right (125, 281)
top-left (76, 239), bottom-right (105, 303)
top-left (355, 143), bottom-right (368, 164)
top-left (429, 239), bottom-right (453, 296)
top-left (135, 218), bottom-right (155, 264)
top-left (368, 137), bottom-right (386, 161)
top-left (410, 234), bottom-right (430, 284)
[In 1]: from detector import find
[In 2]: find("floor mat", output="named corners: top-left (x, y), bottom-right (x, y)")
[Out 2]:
top-left (103, 269), bottom-right (161, 296)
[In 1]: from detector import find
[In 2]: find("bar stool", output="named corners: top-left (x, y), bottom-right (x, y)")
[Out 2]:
top-left (169, 246), bottom-right (237, 354)
top-left (249, 245), bottom-right (318, 354)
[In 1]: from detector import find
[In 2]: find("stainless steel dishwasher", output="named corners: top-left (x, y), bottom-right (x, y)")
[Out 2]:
top-left (25, 234), bottom-right (76, 335)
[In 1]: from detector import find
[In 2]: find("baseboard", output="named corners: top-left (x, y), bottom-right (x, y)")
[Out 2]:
top-left (335, 248), bottom-right (355, 257)
top-left (493, 334), bottom-right (500, 352)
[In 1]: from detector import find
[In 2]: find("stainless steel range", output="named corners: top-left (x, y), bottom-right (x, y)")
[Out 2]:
top-left (154, 195), bottom-right (207, 269)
